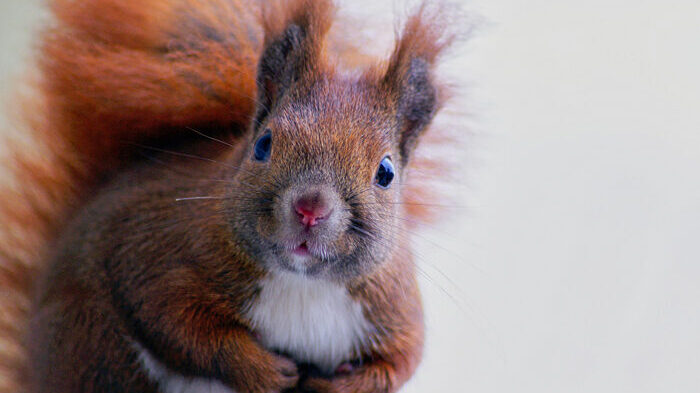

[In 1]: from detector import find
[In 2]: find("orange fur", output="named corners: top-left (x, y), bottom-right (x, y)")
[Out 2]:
top-left (0, 1), bottom-right (460, 391)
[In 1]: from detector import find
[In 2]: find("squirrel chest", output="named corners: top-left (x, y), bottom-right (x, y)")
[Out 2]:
top-left (137, 271), bottom-right (373, 393)
top-left (245, 271), bottom-right (372, 373)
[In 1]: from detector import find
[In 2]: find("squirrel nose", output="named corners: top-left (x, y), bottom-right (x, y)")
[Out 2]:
top-left (293, 191), bottom-right (331, 228)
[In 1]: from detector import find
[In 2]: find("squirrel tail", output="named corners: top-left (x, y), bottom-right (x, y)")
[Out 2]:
top-left (0, 0), bottom-right (460, 391)
top-left (0, 0), bottom-right (271, 390)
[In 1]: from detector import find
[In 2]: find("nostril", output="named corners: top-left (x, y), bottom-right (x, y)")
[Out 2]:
top-left (294, 206), bottom-right (322, 227)
top-left (293, 196), bottom-right (330, 228)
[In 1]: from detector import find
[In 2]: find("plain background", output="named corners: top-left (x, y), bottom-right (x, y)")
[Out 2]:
top-left (1, 1), bottom-right (699, 392)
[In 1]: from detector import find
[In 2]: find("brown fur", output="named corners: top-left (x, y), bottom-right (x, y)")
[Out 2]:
top-left (0, 0), bottom-right (460, 392)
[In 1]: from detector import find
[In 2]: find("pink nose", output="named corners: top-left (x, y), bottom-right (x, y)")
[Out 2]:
top-left (293, 192), bottom-right (330, 228)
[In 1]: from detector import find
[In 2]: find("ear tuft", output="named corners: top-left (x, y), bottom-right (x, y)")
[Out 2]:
top-left (382, 4), bottom-right (455, 165)
top-left (255, 24), bottom-right (306, 125)
top-left (396, 57), bottom-right (437, 163)
top-left (254, 0), bottom-right (335, 127)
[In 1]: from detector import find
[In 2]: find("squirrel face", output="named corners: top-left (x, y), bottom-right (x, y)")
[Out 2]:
top-left (227, 76), bottom-right (402, 280)
top-left (225, 16), bottom-right (442, 280)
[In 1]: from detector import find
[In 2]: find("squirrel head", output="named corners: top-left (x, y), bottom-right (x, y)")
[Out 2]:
top-left (226, 2), bottom-right (449, 281)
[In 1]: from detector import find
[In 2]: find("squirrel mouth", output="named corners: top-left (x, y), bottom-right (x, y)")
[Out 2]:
top-left (292, 241), bottom-right (311, 257)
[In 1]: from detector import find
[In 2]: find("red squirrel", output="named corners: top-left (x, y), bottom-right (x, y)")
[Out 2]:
top-left (0, 0), bottom-right (458, 392)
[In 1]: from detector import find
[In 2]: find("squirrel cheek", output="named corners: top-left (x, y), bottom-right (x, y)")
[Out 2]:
top-left (256, 216), bottom-right (275, 239)
top-left (330, 229), bottom-right (354, 255)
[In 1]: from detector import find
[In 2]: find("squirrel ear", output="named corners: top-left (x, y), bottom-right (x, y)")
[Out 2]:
top-left (254, 24), bottom-right (306, 126)
top-left (253, 0), bottom-right (333, 128)
top-left (384, 57), bottom-right (437, 166)
top-left (382, 8), bottom-right (451, 166)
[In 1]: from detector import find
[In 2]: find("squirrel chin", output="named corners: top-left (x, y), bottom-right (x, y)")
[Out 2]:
top-left (281, 242), bottom-right (330, 276)
top-left (287, 254), bottom-right (313, 275)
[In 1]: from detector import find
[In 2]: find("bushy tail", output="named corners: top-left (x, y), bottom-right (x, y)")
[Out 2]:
top-left (0, 0), bottom-right (271, 390)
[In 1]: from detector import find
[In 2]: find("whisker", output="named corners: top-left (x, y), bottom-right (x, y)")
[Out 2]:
top-left (348, 215), bottom-right (473, 309)
top-left (134, 145), bottom-right (284, 196)
top-left (369, 211), bottom-right (484, 274)
top-left (345, 186), bottom-right (374, 203)
top-left (131, 142), bottom-right (284, 190)
top-left (186, 126), bottom-right (236, 148)
top-left (358, 201), bottom-right (467, 209)
top-left (348, 223), bottom-right (374, 238)
top-left (175, 196), bottom-right (225, 202)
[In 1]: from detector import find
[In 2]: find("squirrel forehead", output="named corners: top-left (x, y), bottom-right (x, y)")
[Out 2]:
top-left (269, 79), bottom-right (396, 151)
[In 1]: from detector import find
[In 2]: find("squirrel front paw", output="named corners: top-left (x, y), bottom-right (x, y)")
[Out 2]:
top-left (299, 362), bottom-right (395, 393)
top-left (231, 351), bottom-right (299, 393)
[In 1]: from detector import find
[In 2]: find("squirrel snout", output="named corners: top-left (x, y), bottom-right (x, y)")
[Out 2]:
top-left (293, 191), bottom-right (332, 228)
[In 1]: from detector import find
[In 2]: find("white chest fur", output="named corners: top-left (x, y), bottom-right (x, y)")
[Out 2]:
top-left (136, 272), bottom-right (370, 392)
top-left (245, 271), bottom-right (372, 373)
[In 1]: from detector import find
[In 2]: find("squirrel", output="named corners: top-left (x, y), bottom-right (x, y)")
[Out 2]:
top-left (0, 0), bottom-right (459, 392)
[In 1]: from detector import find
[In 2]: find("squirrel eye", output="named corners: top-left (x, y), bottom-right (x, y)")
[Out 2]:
top-left (374, 157), bottom-right (395, 189)
top-left (253, 130), bottom-right (272, 162)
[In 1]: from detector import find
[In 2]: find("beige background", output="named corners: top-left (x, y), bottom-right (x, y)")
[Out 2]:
top-left (2, 1), bottom-right (700, 392)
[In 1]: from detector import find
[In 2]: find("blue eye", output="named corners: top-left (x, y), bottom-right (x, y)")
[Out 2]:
top-left (253, 130), bottom-right (272, 162)
top-left (375, 157), bottom-right (395, 189)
